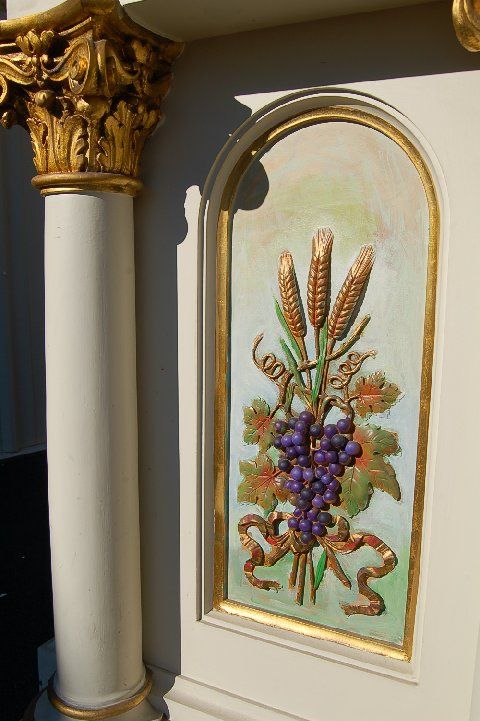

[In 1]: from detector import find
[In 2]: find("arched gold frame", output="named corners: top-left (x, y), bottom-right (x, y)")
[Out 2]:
top-left (213, 106), bottom-right (439, 661)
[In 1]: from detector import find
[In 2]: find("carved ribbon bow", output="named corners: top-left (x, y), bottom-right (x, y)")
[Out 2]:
top-left (239, 512), bottom-right (396, 614)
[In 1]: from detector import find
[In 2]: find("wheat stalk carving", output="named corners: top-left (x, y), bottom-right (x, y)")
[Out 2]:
top-left (328, 245), bottom-right (375, 340)
top-left (278, 251), bottom-right (307, 340)
top-left (307, 227), bottom-right (334, 329)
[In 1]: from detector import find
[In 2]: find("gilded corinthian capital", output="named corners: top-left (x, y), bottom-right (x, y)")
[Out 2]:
top-left (0, 0), bottom-right (184, 195)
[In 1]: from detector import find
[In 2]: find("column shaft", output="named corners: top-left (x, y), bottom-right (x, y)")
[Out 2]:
top-left (44, 192), bottom-right (144, 709)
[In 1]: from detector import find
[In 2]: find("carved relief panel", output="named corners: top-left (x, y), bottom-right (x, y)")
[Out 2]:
top-left (213, 107), bottom-right (438, 660)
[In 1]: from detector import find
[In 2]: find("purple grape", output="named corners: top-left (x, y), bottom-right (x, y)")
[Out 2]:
top-left (292, 431), bottom-right (305, 446)
top-left (323, 489), bottom-right (338, 504)
top-left (318, 511), bottom-right (333, 526)
top-left (338, 451), bottom-right (353, 466)
top-left (298, 455), bottom-right (311, 468)
top-left (293, 507), bottom-right (302, 518)
top-left (345, 441), bottom-right (362, 457)
top-left (325, 450), bottom-right (338, 464)
top-left (299, 519), bottom-right (312, 532)
top-left (311, 480), bottom-right (325, 494)
top-left (299, 411), bottom-right (315, 424)
top-left (286, 447), bottom-right (298, 460)
top-left (290, 466), bottom-right (303, 481)
top-left (310, 423), bottom-right (323, 437)
top-left (284, 480), bottom-right (292, 491)
top-left (274, 435), bottom-right (283, 449)
top-left (337, 417), bottom-right (353, 433)
top-left (278, 458), bottom-right (291, 472)
top-left (281, 433), bottom-right (293, 447)
top-left (300, 531), bottom-right (313, 544)
top-left (291, 480), bottom-right (303, 494)
top-left (324, 424), bottom-right (338, 438)
top-left (288, 417), bottom-right (298, 430)
top-left (296, 444), bottom-right (309, 455)
top-left (295, 420), bottom-right (308, 433)
top-left (288, 517), bottom-right (299, 529)
top-left (307, 508), bottom-right (319, 521)
top-left (314, 450), bottom-right (326, 464)
top-left (320, 473), bottom-right (334, 485)
top-left (331, 433), bottom-right (348, 450)
top-left (320, 438), bottom-right (332, 451)
top-left (300, 488), bottom-right (314, 501)
top-left (312, 522), bottom-right (326, 537)
top-left (275, 420), bottom-right (288, 434)
top-left (329, 463), bottom-right (344, 477)
top-left (314, 467), bottom-right (326, 480)
top-left (303, 468), bottom-right (314, 482)
top-left (328, 478), bottom-right (340, 492)
top-left (312, 494), bottom-right (324, 508)
top-left (297, 498), bottom-right (310, 510)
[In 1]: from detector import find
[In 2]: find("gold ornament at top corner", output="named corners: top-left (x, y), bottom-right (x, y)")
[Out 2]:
top-left (452, 0), bottom-right (480, 51)
top-left (0, 0), bottom-right (184, 194)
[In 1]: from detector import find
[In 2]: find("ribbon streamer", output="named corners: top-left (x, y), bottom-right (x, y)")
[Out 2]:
top-left (238, 512), bottom-right (397, 616)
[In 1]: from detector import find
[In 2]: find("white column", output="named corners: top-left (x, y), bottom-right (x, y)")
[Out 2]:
top-left (0, 4), bottom-right (184, 718)
top-left (43, 192), bottom-right (147, 712)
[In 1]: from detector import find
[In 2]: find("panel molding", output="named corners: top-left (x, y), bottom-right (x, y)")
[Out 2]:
top-left (199, 89), bottom-right (448, 684)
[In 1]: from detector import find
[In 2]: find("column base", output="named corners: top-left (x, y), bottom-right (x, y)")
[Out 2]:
top-left (24, 690), bottom-right (165, 721)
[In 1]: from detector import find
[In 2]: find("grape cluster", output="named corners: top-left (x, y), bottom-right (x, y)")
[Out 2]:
top-left (273, 411), bottom-right (362, 545)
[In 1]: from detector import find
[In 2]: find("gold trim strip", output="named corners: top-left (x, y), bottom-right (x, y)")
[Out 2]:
top-left (32, 173), bottom-right (143, 197)
top-left (218, 600), bottom-right (408, 661)
top-left (48, 669), bottom-right (154, 720)
top-left (213, 105), bottom-right (439, 662)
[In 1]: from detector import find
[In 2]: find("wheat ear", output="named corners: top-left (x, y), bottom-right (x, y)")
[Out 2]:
top-left (278, 251), bottom-right (310, 389)
top-left (278, 251), bottom-right (307, 340)
top-left (328, 245), bottom-right (375, 340)
top-left (307, 227), bottom-right (333, 329)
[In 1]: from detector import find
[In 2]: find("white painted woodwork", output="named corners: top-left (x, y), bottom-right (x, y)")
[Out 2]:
top-left (44, 193), bottom-right (145, 709)
top-left (7, 0), bottom-right (439, 40)
top-left (133, 3), bottom-right (480, 720)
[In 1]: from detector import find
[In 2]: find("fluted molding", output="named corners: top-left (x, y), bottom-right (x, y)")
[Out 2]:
top-left (453, 0), bottom-right (480, 51)
top-left (0, 0), bottom-right (184, 195)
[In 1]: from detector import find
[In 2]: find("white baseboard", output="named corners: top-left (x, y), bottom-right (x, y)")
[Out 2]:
top-left (149, 666), bottom-right (307, 721)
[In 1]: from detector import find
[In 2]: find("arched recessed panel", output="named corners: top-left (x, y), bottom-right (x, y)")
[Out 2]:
top-left (214, 107), bottom-right (438, 660)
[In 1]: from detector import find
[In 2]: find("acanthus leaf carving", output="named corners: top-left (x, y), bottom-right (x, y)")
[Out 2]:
top-left (0, 0), bottom-right (184, 194)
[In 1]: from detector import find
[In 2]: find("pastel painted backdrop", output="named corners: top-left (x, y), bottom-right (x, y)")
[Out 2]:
top-left (225, 120), bottom-right (430, 648)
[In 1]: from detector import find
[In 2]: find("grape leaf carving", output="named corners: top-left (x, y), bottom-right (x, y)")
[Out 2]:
top-left (352, 371), bottom-right (402, 418)
top-left (238, 453), bottom-right (288, 512)
top-left (243, 397), bottom-right (275, 450)
top-left (341, 422), bottom-right (401, 516)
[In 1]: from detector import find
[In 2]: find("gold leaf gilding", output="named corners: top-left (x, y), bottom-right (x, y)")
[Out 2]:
top-left (0, 0), bottom-right (184, 194)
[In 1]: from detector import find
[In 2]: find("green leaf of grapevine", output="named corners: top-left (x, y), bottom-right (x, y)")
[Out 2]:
top-left (352, 371), bottom-right (402, 418)
top-left (238, 453), bottom-right (289, 512)
top-left (340, 467), bottom-right (374, 516)
top-left (340, 422), bottom-right (401, 516)
top-left (243, 397), bottom-right (275, 451)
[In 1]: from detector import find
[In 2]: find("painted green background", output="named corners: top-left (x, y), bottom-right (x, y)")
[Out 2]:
top-left (226, 121), bottom-right (429, 647)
